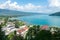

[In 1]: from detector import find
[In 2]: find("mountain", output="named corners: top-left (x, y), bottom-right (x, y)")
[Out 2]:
top-left (49, 12), bottom-right (60, 16)
top-left (0, 9), bottom-right (41, 17)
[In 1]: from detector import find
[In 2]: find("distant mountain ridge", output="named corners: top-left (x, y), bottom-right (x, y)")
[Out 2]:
top-left (0, 9), bottom-right (43, 17)
top-left (49, 12), bottom-right (60, 16)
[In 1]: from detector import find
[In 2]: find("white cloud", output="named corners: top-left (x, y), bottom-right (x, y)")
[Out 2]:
top-left (49, 0), bottom-right (60, 7)
top-left (47, 0), bottom-right (60, 13)
top-left (0, 0), bottom-right (42, 12)
top-left (0, 0), bottom-right (23, 10)
top-left (0, 0), bottom-right (60, 13)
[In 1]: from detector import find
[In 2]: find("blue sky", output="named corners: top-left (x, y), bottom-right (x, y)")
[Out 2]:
top-left (12, 0), bottom-right (48, 6)
top-left (0, 0), bottom-right (60, 13)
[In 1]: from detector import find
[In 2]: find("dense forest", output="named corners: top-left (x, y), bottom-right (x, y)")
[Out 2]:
top-left (50, 12), bottom-right (60, 16)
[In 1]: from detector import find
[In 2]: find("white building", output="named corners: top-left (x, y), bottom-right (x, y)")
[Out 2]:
top-left (0, 20), bottom-right (4, 24)
top-left (50, 27), bottom-right (57, 34)
top-left (2, 22), bottom-right (16, 35)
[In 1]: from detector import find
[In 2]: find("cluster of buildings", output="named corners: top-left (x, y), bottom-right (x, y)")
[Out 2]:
top-left (1, 19), bottom-right (60, 38)
top-left (0, 18), bottom-right (29, 38)
top-left (40, 25), bottom-right (59, 34)
top-left (30, 25), bottom-right (59, 34)
top-left (2, 21), bottom-right (29, 38)
top-left (2, 22), bottom-right (16, 35)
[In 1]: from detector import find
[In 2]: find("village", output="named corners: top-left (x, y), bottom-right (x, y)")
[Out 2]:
top-left (0, 17), bottom-right (60, 40)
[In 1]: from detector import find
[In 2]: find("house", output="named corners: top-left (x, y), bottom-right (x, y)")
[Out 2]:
top-left (40, 25), bottom-right (49, 30)
top-left (6, 22), bottom-right (15, 27)
top-left (16, 25), bottom-right (29, 38)
top-left (29, 25), bottom-right (33, 27)
top-left (0, 20), bottom-right (4, 24)
top-left (50, 27), bottom-right (57, 34)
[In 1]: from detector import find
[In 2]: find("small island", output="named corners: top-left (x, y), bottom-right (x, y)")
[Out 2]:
top-left (49, 12), bottom-right (60, 16)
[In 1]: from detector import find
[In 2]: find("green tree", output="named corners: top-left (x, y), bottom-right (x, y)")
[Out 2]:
top-left (25, 27), bottom-right (37, 40)
top-left (11, 30), bottom-right (24, 40)
top-left (35, 30), bottom-right (52, 40)
top-left (25, 27), bottom-right (33, 40)
top-left (4, 17), bottom-right (9, 26)
top-left (15, 20), bottom-right (19, 28)
top-left (0, 24), bottom-right (6, 40)
top-left (51, 32), bottom-right (60, 40)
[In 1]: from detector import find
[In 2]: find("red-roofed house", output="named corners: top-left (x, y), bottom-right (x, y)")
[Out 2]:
top-left (40, 25), bottom-right (49, 30)
top-left (17, 25), bottom-right (29, 38)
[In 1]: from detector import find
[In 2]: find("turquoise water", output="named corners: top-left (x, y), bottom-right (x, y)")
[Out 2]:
top-left (17, 15), bottom-right (60, 27)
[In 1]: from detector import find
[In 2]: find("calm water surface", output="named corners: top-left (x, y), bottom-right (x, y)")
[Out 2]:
top-left (16, 15), bottom-right (60, 27)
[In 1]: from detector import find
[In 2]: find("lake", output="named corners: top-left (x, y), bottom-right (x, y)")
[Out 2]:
top-left (16, 15), bottom-right (60, 27)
